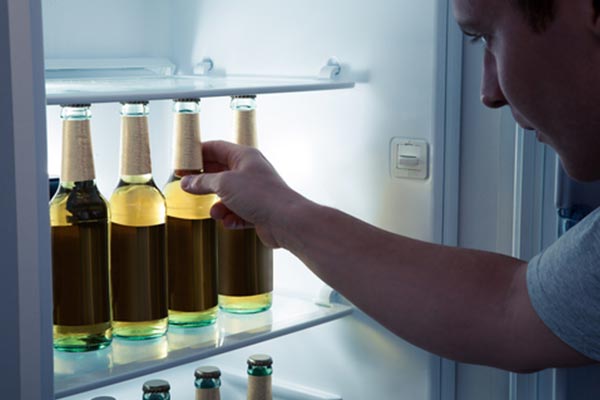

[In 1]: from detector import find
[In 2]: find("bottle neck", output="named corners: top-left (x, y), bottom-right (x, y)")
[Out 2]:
top-left (246, 374), bottom-right (272, 400)
top-left (60, 117), bottom-right (96, 183)
top-left (247, 365), bottom-right (273, 377)
top-left (231, 97), bottom-right (258, 148)
top-left (172, 110), bottom-right (204, 172)
top-left (120, 114), bottom-right (152, 177)
top-left (195, 377), bottom-right (221, 389)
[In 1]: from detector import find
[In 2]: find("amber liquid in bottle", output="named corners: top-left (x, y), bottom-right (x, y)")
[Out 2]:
top-left (50, 105), bottom-right (112, 352)
top-left (219, 96), bottom-right (273, 314)
top-left (110, 102), bottom-right (168, 339)
top-left (164, 99), bottom-right (218, 327)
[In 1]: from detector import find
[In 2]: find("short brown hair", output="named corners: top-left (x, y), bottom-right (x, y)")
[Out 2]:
top-left (514, 0), bottom-right (555, 32)
top-left (515, 0), bottom-right (600, 32)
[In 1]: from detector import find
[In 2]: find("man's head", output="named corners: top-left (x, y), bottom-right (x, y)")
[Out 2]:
top-left (453, 0), bottom-right (600, 181)
top-left (513, 0), bottom-right (555, 32)
top-left (513, 0), bottom-right (600, 31)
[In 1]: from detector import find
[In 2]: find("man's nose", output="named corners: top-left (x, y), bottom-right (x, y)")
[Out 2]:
top-left (480, 50), bottom-right (508, 109)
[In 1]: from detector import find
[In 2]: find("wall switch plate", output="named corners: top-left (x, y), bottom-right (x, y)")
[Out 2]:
top-left (390, 137), bottom-right (429, 180)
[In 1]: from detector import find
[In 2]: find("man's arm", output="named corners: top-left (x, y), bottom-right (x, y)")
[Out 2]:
top-left (183, 140), bottom-right (594, 372)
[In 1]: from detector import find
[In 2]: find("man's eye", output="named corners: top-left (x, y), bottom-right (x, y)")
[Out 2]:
top-left (467, 34), bottom-right (488, 47)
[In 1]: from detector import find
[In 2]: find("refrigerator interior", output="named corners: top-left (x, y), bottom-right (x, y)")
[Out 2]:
top-left (43, 0), bottom-right (456, 399)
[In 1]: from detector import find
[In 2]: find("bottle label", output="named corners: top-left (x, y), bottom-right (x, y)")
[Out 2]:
top-left (61, 120), bottom-right (96, 182)
top-left (195, 387), bottom-right (221, 400)
top-left (173, 113), bottom-right (204, 170)
top-left (217, 226), bottom-right (273, 296)
top-left (111, 223), bottom-right (168, 322)
top-left (247, 375), bottom-right (272, 400)
top-left (121, 116), bottom-right (152, 176)
top-left (234, 110), bottom-right (257, 148)
top-left (51, 221), bottom-right (111, 326)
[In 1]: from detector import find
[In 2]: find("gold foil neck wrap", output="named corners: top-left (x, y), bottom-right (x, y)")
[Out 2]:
top-left (61, 120), bottom-right (96, 182)
top-left (196, 387), bottom-right (221, 400)
top-left (247, 375), bottom-right (272, 400)
top-left (120, 116), bottom-right (152, 176)
top-left (234, 110), bottom-right (257, 148)
top-left (173, 113), bottom-right (203, 170)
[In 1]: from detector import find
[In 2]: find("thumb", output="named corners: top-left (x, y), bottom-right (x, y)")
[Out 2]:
top-left (181, 173), bottom-right (221, 195)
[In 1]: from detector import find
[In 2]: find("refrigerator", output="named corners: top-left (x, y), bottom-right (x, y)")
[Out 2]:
top-left (2, 0), bottom-right (599, 399)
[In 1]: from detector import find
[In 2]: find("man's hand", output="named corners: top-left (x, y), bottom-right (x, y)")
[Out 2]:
top-left (181, 140), bottom-right (302, 248)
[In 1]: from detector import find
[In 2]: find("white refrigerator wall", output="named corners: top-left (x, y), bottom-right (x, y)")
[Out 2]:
top-left (44, 1), bottom-right (447, 399)
top-left (44, 0), bottom-right (443, 299)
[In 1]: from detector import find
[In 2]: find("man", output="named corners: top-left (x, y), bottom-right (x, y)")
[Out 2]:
top-left (182, 0), bottom-right (600, 372)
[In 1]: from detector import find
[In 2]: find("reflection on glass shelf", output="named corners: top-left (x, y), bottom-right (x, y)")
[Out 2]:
top-left (54, 294), bottom-right (352, 399)
top-left (45, 75), bottom-right (355, 105)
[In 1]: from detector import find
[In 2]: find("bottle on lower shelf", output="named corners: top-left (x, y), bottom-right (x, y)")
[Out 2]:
top-left (195, 366), bottom-right (222, 400)
top-left (247, 354), bottom-right (273, 400)
top-left (142, 379), bottom-right (171, 400)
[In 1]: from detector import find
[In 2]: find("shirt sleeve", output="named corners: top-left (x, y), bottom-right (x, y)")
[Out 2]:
top-left (527, 207), bottom-right (600, 361)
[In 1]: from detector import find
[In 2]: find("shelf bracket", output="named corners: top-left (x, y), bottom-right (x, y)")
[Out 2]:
top-left (319, 57), bottom-right (342, 80)
top-left (193, 57), bottom-right (215, 75)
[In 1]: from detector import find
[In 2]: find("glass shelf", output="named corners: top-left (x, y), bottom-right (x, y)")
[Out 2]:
top-left (54, 294), bottom-right (352, 398)
top-left (45, 75), bottom-right (355, 105)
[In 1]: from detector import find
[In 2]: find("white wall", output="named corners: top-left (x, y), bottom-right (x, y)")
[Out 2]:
top-left (169, 0), bottom-right (440, 240)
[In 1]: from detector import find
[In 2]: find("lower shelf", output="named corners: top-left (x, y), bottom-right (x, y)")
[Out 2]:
top-left (54, 294), bottom-right (352, 398)
top-left (220, 371), bottom-right (342, 400)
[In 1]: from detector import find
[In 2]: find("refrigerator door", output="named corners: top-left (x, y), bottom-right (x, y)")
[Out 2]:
top-left (555, 164), bottom-right (600, 235)
top-left (0, 0), bottom-right (54, 399)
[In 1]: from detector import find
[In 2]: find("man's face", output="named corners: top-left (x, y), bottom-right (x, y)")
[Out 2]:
top-left (453, 0), bottom-right (600, 181)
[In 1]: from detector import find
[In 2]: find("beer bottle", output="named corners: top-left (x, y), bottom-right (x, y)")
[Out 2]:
top-left (218, 95), bottom-right (273, 314)
top-left (246, 354), bottom-right (273, 400)
top-left (164, 99), bottom-right (218, 327)
top-left (50, 104), bottom-right (112, 352)
top-left (194, 366), bottom-right (222, 400)
top-left (142, 379), bottom-right (171, 400)
top-left (110, 101), bottom-right (168, 339)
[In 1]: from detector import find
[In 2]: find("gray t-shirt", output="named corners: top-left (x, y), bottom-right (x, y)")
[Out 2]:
top-left (527, 206), bottom-right (600, 360)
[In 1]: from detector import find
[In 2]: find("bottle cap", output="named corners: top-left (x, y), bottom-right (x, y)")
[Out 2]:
top-left (247, 354), bottom-right (273, 367)
top-left (174, 98), bottom-right (200, 102)
top-left (194, 366), bottom-right (221, 379)
top-left (120, 100), bottom-right (149, 105)
top-left (142, 379), bottom-right (170, 393)
top-left (60, 104), bottom-right (91, 108)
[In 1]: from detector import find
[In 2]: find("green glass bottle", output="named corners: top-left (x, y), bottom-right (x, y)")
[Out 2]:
top-left (194, 366), bottom-right (222, 400)
top-left (164, 99), bottom-right (218, 327)
top-left (247, 354), bottom-right (273, 400)
top-left (110, 102), bottom-right (168, 340)
top-left (50, 104), bottom-right (112, 352)
top-left (218, 96), bottom-right (273, 314)
top-left (142, 379), bottom-right (171, 400)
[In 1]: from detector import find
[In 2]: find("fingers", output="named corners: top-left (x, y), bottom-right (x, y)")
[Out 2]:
top-left (211, 202), bottom-right (253, 229)
top-left (209, 201), bottom-right (229, 219)
top-left (181, 173), bottom-right (221, 195)
top-left (203, 161), bottom-right (229, 173)
top-left (201, 140), bottom-right (245, 169)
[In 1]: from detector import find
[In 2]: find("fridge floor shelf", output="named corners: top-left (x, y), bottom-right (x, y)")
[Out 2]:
top-left (54, 294), bottom-right (352, 398)
top-left (45, 74), bottom-right (355, 105)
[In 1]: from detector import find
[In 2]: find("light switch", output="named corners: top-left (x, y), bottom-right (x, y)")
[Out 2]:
top-left (390, 138), bottom-right (428, 179)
